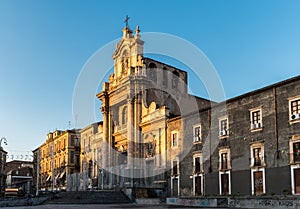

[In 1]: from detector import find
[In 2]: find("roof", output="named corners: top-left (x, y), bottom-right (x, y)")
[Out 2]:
top-left (144, 57), bottom-right (188, 74)
top-left (225, 75), bottom-right (300, 103)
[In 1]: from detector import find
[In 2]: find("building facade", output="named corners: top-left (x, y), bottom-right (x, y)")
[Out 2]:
top-left (93, 23), bottom-right (300, 197)
top-left (96, 24), bottom-right (211, 194)
top-left (170, 76), bottom-right (300, 197)
top-left (80, 122), bottom-right (103, 190)
top-left (5, 160), bottom-right (33, 194)
top-left (39, 129), bottom-right (80, 191)
top-left (0, 148), bottom-right (7, 196)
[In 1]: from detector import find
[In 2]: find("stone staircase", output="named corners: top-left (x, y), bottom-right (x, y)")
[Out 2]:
top-left (45, 190), bottom-right (131, 204)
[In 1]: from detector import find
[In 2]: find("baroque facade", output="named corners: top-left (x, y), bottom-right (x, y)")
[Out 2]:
top-left (96, 24), bottom-right (210, 193)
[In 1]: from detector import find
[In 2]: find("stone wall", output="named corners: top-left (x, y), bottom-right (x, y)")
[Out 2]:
top-left (167, 196), bottom-right (300, 209)
top-left (176, 76), bottom-right (300, 196)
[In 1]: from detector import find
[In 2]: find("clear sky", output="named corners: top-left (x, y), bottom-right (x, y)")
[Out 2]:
top-left (0, 0), bottom-right (300, 160)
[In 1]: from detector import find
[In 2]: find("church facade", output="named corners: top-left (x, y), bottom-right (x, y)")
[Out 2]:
top-left (96, 24), bottom-right (211, 194)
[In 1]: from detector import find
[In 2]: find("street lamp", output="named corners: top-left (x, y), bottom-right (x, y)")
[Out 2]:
top-left (0, 137), bottom-right (7, 149)
top-left (0, 137), bottom-right (7, 196)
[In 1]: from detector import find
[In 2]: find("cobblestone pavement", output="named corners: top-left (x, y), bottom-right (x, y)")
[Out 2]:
top-left (6, 204), bottom-right (242, 209)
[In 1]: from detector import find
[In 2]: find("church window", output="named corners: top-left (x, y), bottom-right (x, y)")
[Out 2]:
top-left (171, 131), bottom-right (178, 147)
top-left (122, 106), bottom-right (128, 125)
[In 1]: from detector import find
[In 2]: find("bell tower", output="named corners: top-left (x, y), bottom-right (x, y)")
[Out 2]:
top-left (97, 17), bottom-right (146, 189)
top-left (111, 17), bottom-right (144, 87)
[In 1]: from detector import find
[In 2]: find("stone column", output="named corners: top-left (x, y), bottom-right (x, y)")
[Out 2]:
top-left (127, 97), bottom-right (134, 187)
top-left (100, 103), bottom-right (109, 188)
top-left (135, 93), bottom-right (143, 183)
top-left (108, 109), bottom-right (114, 188)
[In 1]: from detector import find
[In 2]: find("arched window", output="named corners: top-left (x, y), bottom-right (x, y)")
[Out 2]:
top-left (148, 63), bottom-right (157, 83)
top-left (122, 106), bottom-right (128, 125)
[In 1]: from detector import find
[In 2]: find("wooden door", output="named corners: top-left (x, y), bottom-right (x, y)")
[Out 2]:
top-left (294, 168), bottom-right (300, 194)
top-left (195, 176), bottom-right (202, 196)
top-left (172, 178), bottom-right (178, 197)
top-left (221, 173), bottom-right (229, 195)
top-left (254, 171), bottom-right (264, 195)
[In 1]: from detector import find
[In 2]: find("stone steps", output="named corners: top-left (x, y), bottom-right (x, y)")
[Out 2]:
top-left (45, 191), bottom-right (131, 204)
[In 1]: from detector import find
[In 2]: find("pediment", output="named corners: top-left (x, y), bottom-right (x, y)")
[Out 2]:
top-left (113, 39), bottom-right (132, 59)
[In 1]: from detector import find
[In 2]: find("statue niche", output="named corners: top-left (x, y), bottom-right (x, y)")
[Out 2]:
top-left (121, 50), bottom-right (129, 76)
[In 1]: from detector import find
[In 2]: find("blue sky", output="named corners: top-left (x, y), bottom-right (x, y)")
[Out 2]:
top-left (0, 0), bottom-right (300, 160)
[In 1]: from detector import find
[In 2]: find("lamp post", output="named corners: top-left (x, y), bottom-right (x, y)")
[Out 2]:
top-left (0, 137), bottom-right (7, 149)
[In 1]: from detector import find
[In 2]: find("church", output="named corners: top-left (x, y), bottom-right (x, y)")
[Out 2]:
top-left (96, 22), bottom-right (211, 196)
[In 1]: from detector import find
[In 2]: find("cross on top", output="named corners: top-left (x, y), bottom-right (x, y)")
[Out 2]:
top-left (124, 15), bottom-right (130, 28)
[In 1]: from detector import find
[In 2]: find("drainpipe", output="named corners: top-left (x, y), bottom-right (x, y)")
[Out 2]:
top-left (273, 87), bottom-right (279, 160)
top-left (208, 108), bottom-right (212, 173)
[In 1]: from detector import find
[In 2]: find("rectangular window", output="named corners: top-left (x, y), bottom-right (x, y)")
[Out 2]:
top-left (290, 98), bottom-right (300, 121)
top-left (172, 132), bottom-right (178, 147)
top-left (221, 153), bottom-right (228, 170)
top-left (71, 136), bottom-right (75, 146)
top-left (252, 110), bottom-right (260, 124)
top-left (75, 155), bottom-right (80, 166)
top-left (219, 118), bottom-right (228, 136)
top-left (253, 148), bottom-right (262, 166)
top-left (70, 151), bottom-right (74, 164)
top-left (194, 156), bottom-right (201, 173)
top-left (172, 160), bottom-right (178, 176)
top-left (250, 108), bottom-right (262, 130)
top-left (291, 100), bottom-right (300, 115)
top-left (193, 125), bottom-right (201, 143)
top-left (250, 143), bottom-right (264, 167)
top-left (293, 142), bottom-right (300, 163)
